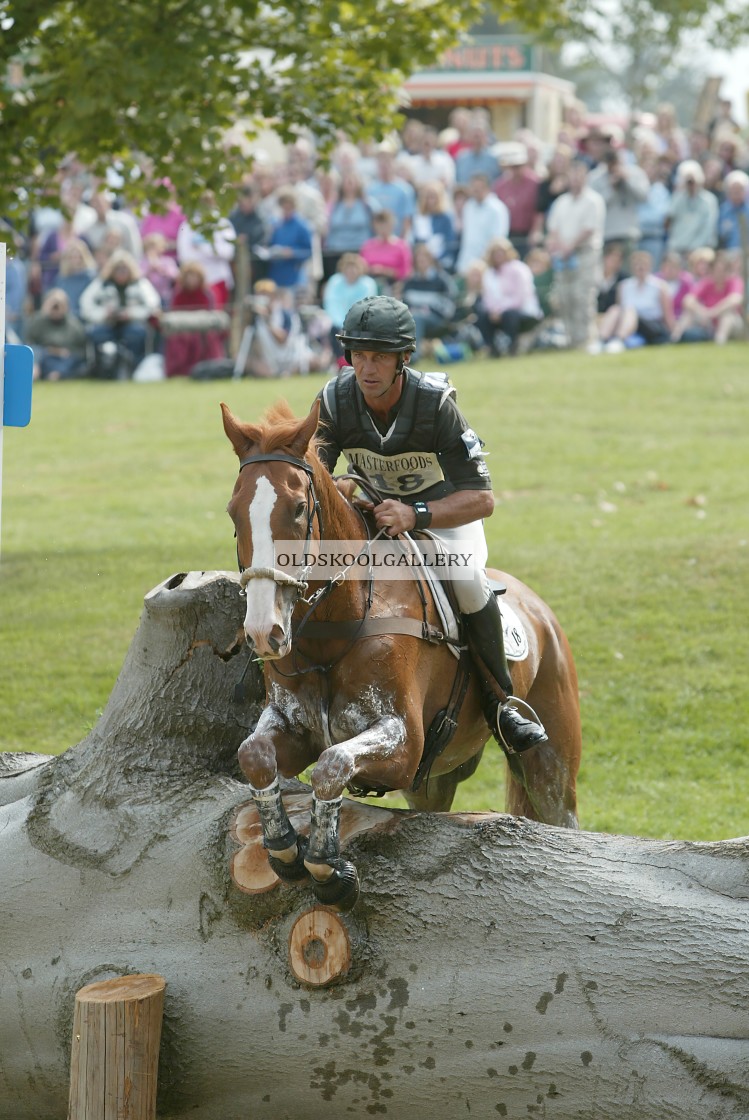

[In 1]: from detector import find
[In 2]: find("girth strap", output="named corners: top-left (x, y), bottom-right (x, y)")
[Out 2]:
top-left (295, 616), bottom-right (460, 646)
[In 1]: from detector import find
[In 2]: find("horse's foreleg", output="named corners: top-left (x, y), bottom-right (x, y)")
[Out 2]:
top-left (238, 703), bottom-right (311, 880)
top-left (304, 714), bottom-right (410, 911)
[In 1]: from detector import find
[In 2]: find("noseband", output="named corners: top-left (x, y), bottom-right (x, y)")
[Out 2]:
top-left (236, 452), bottom-right (321, 596)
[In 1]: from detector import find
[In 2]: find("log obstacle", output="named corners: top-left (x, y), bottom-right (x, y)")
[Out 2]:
top-left (1, 572), bottom-right (747, 1119)
top-left (68, 974), bottom-right (166, 1120)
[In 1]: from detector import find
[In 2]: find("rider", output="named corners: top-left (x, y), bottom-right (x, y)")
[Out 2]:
top-left (315, 293), bottom-right (547, 755)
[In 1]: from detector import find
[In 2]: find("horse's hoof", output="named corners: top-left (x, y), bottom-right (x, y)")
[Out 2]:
top-left (310, 860), bottom-right (360, 912)
top-left (268, 836), bottom-right (310, 883)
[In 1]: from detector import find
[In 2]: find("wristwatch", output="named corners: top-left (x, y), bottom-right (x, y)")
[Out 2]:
top-left (412, 501), bottom-right (432, 530)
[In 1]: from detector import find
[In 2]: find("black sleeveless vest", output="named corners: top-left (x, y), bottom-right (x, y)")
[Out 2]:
top-left (321, 366), bottom-right (457, 500)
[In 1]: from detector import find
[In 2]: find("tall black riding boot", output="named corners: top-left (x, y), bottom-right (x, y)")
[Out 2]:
top-left (463, 595), bottom-right (548, 754)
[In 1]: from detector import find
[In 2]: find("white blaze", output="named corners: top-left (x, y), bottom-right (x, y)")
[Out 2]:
top-left (244, 475), bottom-right (279, 644)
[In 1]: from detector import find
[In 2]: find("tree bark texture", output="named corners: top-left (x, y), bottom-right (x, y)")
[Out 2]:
top-left (1, 571), bottom-right (747, 1120)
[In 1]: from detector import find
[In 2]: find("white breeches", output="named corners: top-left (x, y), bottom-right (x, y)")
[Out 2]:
top-left (428, 520), bottom-right (491, 614)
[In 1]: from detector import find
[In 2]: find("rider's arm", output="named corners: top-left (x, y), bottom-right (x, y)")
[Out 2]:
top-left (373, 487), bottom-right (494, 536)
top-left (413, 487), bottom-right (494, 529)
top-left (373, 403), bottom-right (495, 536)
top-left (315, 390), bottom-right (341, 474)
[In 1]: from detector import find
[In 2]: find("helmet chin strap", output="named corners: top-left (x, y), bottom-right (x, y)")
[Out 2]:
top-left (393, 351), bottom-right (411, 381)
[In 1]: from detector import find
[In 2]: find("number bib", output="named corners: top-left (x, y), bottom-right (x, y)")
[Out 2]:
top-left (345, 447), bottom-right (445, 496)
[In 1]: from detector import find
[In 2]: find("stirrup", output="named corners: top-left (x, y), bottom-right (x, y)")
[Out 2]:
top-left (496, 696), bottom-right (548, 755)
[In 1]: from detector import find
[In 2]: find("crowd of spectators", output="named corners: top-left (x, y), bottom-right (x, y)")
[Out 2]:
top-left (4, 96), bottom-right (748, 381)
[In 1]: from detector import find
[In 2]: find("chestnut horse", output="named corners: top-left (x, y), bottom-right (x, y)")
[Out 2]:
top-left (222, 400), bottom-right (581, 911)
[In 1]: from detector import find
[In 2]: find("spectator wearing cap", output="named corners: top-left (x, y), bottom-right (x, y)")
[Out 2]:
top-left (579, 124), bottom-right (617, 170)
top-left (589, 146), bottom-right (649, 262)
top-left (455, 173), bottom-right (510, 276)
top-left (492, 142), bottom-right (540, 259)
top-left (454, 120), bottom-right (500, 186)
top-left (666, 161), bottom-right (719, 256)
top-left (366, 141), bottom-right (416, 238)
top-left (546, 158), bottom-right (606, 349)
top-left (718, 171), bottom-right (749, 250)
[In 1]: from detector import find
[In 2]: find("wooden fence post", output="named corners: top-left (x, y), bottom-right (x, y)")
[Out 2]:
top-left (68, 974), bottom-right (166, 1120)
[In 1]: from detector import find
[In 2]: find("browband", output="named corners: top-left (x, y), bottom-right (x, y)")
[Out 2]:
top-left (239, 453), bottom-right (313, 475)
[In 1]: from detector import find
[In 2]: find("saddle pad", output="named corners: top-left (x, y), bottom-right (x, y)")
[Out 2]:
top-left (414, 547), bottom-right (529, 662)
top-left (498, 600), bottom-right (529, 661)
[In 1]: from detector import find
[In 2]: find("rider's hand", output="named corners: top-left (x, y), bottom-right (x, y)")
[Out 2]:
top-left (373, 499), bottom-right (417, 537)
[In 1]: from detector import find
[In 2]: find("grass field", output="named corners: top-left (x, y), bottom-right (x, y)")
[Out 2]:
top-left (2, 343), bottom-right (748, 841)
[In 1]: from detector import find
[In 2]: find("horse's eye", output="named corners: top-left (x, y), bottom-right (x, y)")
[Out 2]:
top-left (295, 501), bottom-right (307, 521)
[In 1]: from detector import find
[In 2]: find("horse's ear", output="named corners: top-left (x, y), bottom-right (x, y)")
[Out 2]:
top-left (220, 402), bottom-right (252, 459)
top-left (289, 398), bottom-right (321, 458)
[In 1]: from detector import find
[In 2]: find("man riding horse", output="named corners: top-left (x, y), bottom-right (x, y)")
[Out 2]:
top-left (315, 294), bottom-right (547, 756)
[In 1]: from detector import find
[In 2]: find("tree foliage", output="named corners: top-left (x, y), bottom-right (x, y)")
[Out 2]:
top-left (0, 0), bottom-right (490, 223)
top-left (0, 0), bottom-right (746, 226)
top-left (546, 1), bottom-right (710, 119)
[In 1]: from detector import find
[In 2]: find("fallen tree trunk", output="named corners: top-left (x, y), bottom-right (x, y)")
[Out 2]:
top-left (1, 571), bottom-right (747, 1120)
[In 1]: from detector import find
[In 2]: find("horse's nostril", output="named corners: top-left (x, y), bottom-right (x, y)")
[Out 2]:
top-left (267, 625), bottom-right (286, 653)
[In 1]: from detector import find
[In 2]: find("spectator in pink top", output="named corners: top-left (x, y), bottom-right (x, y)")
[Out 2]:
top-left (139, 179), bottom-right (187, 259)
top-left (476, 237), bottom-right (542, 355)
top-left (359, 210), bottom-right (413, 294)
top-left (672, 250), bottom-right (744, 344)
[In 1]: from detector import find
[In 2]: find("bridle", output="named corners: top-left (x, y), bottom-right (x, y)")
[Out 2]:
top-left (236, 452), bottom-right (322, 598)
top-left (233, 450), bottom-right (380, 679)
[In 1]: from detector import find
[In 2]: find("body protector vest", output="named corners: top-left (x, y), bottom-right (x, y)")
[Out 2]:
top-left (319, 366), bottom-right (482, 502)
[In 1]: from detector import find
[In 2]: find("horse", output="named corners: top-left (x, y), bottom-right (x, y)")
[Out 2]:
top-left (222, 399), bottom-right (581, 911)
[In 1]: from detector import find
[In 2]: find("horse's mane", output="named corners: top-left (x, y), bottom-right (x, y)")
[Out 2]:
top-left (240, 400), bottom-right (321, 458)
top-left (233, 399), bottom-right (359, 540)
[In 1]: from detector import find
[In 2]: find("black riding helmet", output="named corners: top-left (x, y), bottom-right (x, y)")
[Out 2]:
top-left (336, 296), bottom-right (416, 365)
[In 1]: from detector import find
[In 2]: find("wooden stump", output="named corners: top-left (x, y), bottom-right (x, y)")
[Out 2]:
top-left (68, 974), bottom-right (166, 1120)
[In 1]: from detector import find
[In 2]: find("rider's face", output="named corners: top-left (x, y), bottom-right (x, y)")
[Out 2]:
top-left (351, 350), bottom-right (404, 401)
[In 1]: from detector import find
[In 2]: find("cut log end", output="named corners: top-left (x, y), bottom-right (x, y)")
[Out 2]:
top-left (288, 908), bottom-right (352, 987)
top-left (75, 974), bottom-right (166, 1003)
